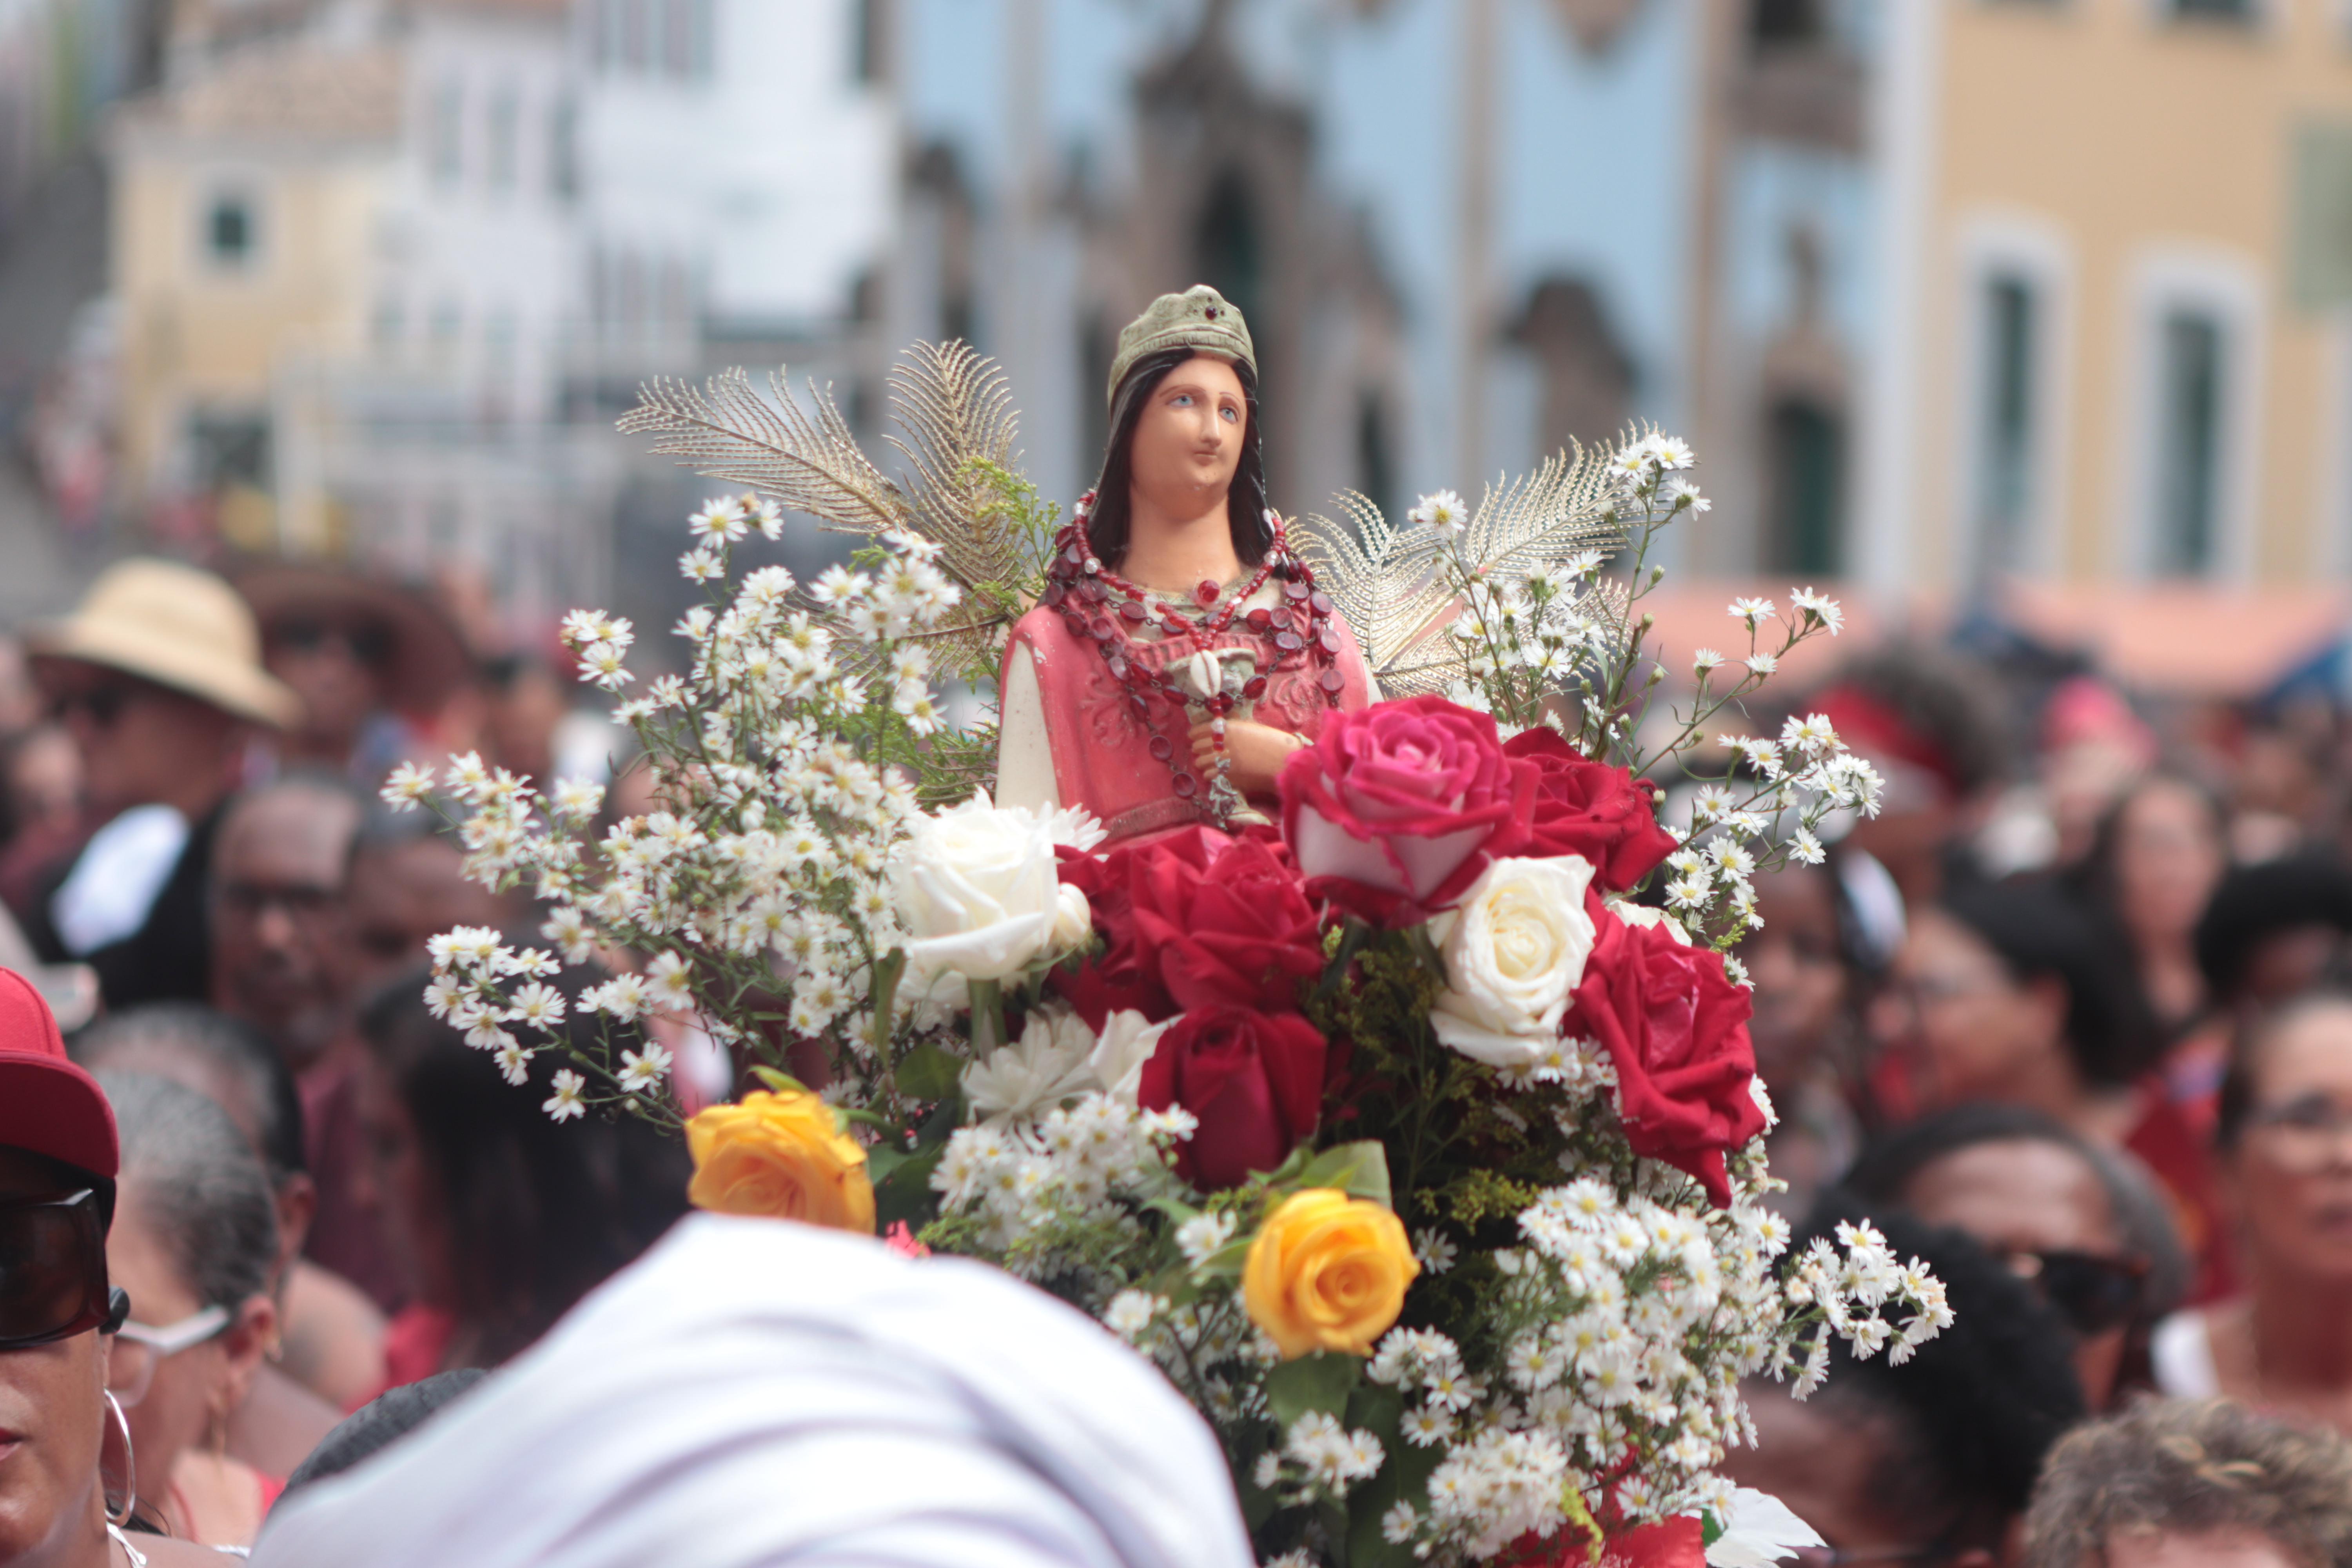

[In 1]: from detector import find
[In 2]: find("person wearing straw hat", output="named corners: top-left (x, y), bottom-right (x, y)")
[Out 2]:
top-left (231, 564), bottom-right (470, 786)
top-left (21, 560), bottom-right (300, 1013)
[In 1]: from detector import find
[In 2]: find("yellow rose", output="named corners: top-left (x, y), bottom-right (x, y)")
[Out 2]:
top-left (684, 1089), bottom-right (876, 1233)
top-left (1241, 1188), bottom-right (1418, 1359)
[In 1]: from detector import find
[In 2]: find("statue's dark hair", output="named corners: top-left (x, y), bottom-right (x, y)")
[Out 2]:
top-left (1083, 346), bottom-right (1272, 571)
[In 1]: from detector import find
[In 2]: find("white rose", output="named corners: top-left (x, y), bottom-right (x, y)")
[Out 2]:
top-left (1610, 900), bottom-right (1692, 946)
top-left (1428, 855), bottom-right (1598, 1069)
top-left (1088, 1008), bottom-right (1174, 1103)
top-left (891, 789), bottom-right (1062, 982)
top-left (1049, 881), bottom-right (1094, 958)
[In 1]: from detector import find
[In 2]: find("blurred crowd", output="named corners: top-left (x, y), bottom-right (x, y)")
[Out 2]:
top-left (0, 555), bottom-right (691, 1553)
top-left (7, 554), bottom-right (2352, 1561)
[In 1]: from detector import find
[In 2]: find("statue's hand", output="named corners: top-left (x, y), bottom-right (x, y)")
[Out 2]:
top-left (1189, 718), bottom-right (1305, 799)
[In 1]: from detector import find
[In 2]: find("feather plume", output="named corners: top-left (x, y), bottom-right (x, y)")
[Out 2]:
top-left (1297, 438), bottom-right (1631, 697)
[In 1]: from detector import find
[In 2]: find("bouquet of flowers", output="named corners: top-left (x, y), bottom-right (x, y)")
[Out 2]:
top-left (394, 347), bottom-right (1948, 1568)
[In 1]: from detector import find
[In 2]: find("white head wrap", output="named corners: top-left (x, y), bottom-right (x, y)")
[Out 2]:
top-left (251, 1214), bottom-right (1253, 1568)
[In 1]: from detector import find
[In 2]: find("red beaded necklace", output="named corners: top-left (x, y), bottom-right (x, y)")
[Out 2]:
top-left (1038, 490), bottom-right (1346, 820)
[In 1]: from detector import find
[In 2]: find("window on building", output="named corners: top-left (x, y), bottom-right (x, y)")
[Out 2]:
top-left (1750, 0), bottom-right (1828, 47)
top-left (548, 97), bottom-right (578, 200)
top-left (188, 413), bottom-right (271, 491)
top-left (854, 0), bottom-right (882, 83)
top-left (1764, 396), bottom-right (1845, 575)
top-left (2152, 309), bottom-right (2226, 576)
top-left (372, 297), bottom-right (405, 349)
top-left (486, 86), bottom-right (519, 190)
top-left (428, 79), bottom-right (463, 184)
top-left (430, 300), bottom-right (464, 354)
top-left (1194, 171), bottom-right (1263, 350)
top-left (1975, 272), bottom-right (2038, 575)
top-left (204, 192), bottom-right (257, 266)
top-left (2168, 0), bottom-right (2256, 20)
top-left (622, 0), bottom-right (652, 71)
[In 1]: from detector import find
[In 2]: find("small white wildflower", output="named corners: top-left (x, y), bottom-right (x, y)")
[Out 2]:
top-left (1406, 489), bottom-right (1470, 533)
top-left (1176, 1211), bottom-right (1238, 1266)
top-left (542, 1069), bottom-right (588, 1122)
top-left (1691, 648), bottom-right (1724, 676)
top-left (1727, 597), bottom-right (1775, 631)
top-left (616, 1044), bottom-right (673, 1094)
top-left (1412, 1229), bottom-right (1458, 1275)
top-left (381, 761), bottom-right (436, 809)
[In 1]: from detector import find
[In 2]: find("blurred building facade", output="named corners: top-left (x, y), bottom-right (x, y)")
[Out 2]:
top-left (882, 0), bottom-right (2352, 597)
top-left (106, 0), bottom-right (891, 632)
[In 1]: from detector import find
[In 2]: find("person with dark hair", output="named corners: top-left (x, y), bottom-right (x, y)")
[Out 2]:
top-left (2194, 853), bottom-right (2352, 1021)
top-left (1844, 1103), bottom-right (2186, 1410)
top-left (1873, 877), bottom-right (2161, 1130)
top-left (1721, 1205), bottom-right (2088, 1568)
top-left (2025, 1397), bottom-right (2352, 1568)
top-left (2073, 773), bottom-right (2229, 1042)
top-left (2149, 993), bottom-right (2352, 1436)
top-left (1733, 856), bottom-right (1890, 1218)
top-left (352, 966), bottom-right (691, 1388)
top-left (1809, 642), bottom-right (2011, 911)
top-left (997, 286), bottom-right (1374, 842)
top-left (73, 1005), bottom-right (386, 1432)
top-left (96, 1071), bottom-right (284, 1546)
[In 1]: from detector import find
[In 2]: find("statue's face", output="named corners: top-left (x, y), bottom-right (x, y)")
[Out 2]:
top-left (1126, 355), bottom-right (1246, 520)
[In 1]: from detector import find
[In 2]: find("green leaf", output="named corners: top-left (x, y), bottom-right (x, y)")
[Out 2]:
top-left (749, 1067), bottom-right (809, 1096)
top-left (1264, 1350), bottom-right (1360, 1430)
top-left (867, 947), bottom-right (907, 1057)
top-left (1341, 1387), bottom-right (1443, 1568)
top-left (1294, 1141), bottom-right (1394, 1209)
top-left (873, 1142), bottom-right (946, 1230)
top-left (893, 1042), bottom-right (964, 1102)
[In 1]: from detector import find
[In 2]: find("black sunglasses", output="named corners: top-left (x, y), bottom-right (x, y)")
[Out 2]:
top-left (272, 619), bottom-right (392, 667)
top-left (47, 684), bottom-right (135, 728)
top-left (0, 1190), bottom-right (128, 1349)
top-left (2010, 1248), bottom-right (2147, 1338)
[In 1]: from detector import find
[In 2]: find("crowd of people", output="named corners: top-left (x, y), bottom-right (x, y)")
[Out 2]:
top-left (5, 554), bottom-right (2352, 1563)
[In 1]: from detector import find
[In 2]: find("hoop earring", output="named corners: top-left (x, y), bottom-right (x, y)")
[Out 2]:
top-left (101, 1390), bottom-right (135, 1529)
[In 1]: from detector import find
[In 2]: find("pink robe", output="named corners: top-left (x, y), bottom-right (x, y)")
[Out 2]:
top-left (1003, 600), bottom-right (1375, 844)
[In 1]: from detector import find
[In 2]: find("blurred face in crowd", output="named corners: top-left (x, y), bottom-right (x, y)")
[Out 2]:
top-left (0, 1147), bottom-right (109, 1566)
top-left (351, 1058), bottom-right (452, 1315)
top-left (264, 616), bottom-right (390, 763)
top-left (345, 836), bottom-right (500, 1004)
top-left (2226, 1000), bottom-right (2352, 1287)
top-left (1737, 866), bottom-right (1849, 1099)
top-left (3, 724), bottom-right (82, 859)
top-left (2238, 927), bottom-right (2352, 1014)
top-left (103, 1181), bottom-right (274, 1529)
top-left (1899, 1139), bottom-right (2138, 1409)
top-left (42, 662), bottom-right (243, 820)
top-left (211, 787), bottom-right (361, 1072)
top-left (1723, 1386), bottom-right (1996, 1568)
top-left (2110, 780), bottom-right (2223, 951)
top-left (1874, 909), bottom-right (2065, 1110)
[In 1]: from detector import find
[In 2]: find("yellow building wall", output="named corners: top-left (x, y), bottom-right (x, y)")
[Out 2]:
top-left (113, 143), bottom-right (389, 505)
top-left (1924, 0), bottom-right (2352, 586)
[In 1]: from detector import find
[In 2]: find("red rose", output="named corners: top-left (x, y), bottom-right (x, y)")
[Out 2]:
top-left (1048, 843), bottom-right (1174, 1027)
top-left (1139, 1006), bottom-right (1328, 1191)
top-left (1129, 830), bottom-right (1325, 1014)
top-left (1278, 695), bottom-right (1535, 927)
top-left (1501, 728), bottom-right (1677, 892)
top-left (1565, 912), bottom-right (1765, 1207)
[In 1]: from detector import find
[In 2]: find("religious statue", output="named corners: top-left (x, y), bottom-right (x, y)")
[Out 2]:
top-left (995, 287), bottom-right (1375, 843)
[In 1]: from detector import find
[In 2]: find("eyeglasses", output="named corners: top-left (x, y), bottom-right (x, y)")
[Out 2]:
top-left (216, 881), bottom-right (342, 922)
top-left (2245, 1095), bottom-right (2352, 1174)
top-left (2006, 1248), bottom-right (2148, 1337)
top-left (0, 1189), bottom-right (125, 1348)
top-left (47, 683), bottom-right (136, 729)
top-left (271, 619), bottom-right (392, 668)
top-left (105, 1303), bottom-right (231, 1409)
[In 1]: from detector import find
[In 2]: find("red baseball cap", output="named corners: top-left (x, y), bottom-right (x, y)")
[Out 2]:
top-left (0, 966), bottom-right (116, 1181)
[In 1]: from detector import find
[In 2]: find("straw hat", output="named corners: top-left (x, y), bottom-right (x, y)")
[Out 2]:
top-left (27, 558), bottom-right (302, 728)
top-left (233, 561), bottom-right (472, 720)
